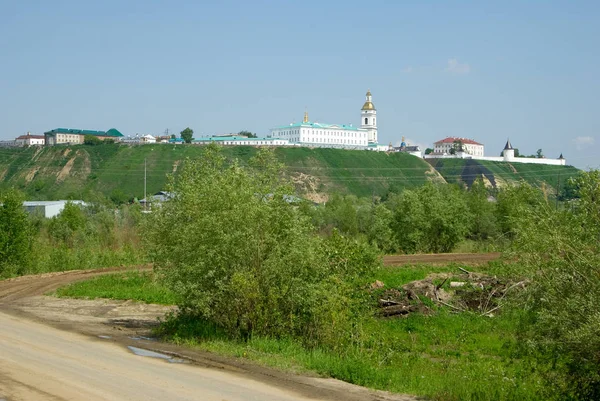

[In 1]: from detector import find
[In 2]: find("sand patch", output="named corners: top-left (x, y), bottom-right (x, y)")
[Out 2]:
top-left (25, 166), bottom-right (40, 183)
top-left (56, 157), bottom-right (75, 182)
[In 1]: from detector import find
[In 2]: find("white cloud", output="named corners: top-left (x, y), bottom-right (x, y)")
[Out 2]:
top-left (446, 58), bottom-right (471, 75)
top-left (574, 136), bottom-right (595, 150)
top-left (401, 66), bottom-right (414, 73)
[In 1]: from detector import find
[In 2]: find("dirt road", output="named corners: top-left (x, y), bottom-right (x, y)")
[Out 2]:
top-left (0, 268), bottom-right (419, 401)
top-left (383, 252), bottom-right (501, 266)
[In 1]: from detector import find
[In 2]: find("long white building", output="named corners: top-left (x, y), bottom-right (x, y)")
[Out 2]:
top-left (269, 90), bottom-right (378, 148)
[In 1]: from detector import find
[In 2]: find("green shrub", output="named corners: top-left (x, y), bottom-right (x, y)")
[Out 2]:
top-left (145, 145), bottom-right (379, 344)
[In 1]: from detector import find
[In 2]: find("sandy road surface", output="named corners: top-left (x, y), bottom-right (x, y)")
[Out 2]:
top-left (0, 311), bottom-right (317, 401)
top-left (0, 268), bottom-right (420, 401)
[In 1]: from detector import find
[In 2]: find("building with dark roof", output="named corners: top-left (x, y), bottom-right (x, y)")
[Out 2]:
top-left (44, 128), bottom-right (123, 146)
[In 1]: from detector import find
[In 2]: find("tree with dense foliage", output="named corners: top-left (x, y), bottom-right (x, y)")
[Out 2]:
top-left (0, 189), bottom-right (31, 274)
top-left (145, 145), bottom-right (379, 343)
top-left (238, 130), bottom-right (257, 138)
top-left (180, 127), bottom-right (194, 144)
top-left (509, 170), bottom-right (600, 399)
top-left (83, 135), bottom-right (102, 145)
top-left (424, 148), bottom-right (433, 155)
top-left (466, 178), bottom-right (498, 240)
top-left (390, 182), bottom-right (471, 253)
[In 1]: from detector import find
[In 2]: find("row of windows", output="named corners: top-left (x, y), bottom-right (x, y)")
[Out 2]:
top-left (307, 138), bottom-right (366, 145)
top-left (276, 129), bottom-right (366, 138)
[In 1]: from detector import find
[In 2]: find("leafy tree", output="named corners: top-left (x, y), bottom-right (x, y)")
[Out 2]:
top-left (170, 134), bottom-right (176, 140)
top-left (390, 183), bottom-right (471, 253)
top-left (452, 140), bottom-right (464, 153)
top-left (83, 135), bottom-right (102, 146)
top-left (0, 189), bottom-right (31, 274)
top-left (495, 183), bottom-right (545, 238)
top-left (424, 148), bottom-right (434, 155)
top-left (48, 202), bottom-right (86, 245)
top-left (145, 145), bottom-right (378, 342)
top-left (359, 203), bottom-right (395, 253)
top-left (509, 170), bottom-right (600, 399)
top-left (180, 127), bottom-right (194, 144)
top-left (238, 130), bottom-right (257, 138)
top-left (466, 178), bottom-right (498, 240)
top-left (536, 148), bottom-right (544, 158)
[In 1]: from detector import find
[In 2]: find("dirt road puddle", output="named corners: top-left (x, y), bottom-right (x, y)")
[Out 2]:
top-left (127, 346), bottom-right (187, 364)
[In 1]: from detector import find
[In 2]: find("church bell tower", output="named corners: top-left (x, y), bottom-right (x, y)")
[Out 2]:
top-left (360, 90), bottom-right (378, 143)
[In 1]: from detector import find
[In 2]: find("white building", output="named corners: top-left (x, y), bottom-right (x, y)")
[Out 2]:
top-left (269, 90), bottom-right (378, 148)
top-left (23, 200), bottom-right (86, 218)
top-left (15, 132), bottom-right (45, 146)
top-left (432, 137), bottom-right (484, 156)
top-left (191, 137), bottom-right (289, 146)
top-left (425, 138), bottom-right (567, 166)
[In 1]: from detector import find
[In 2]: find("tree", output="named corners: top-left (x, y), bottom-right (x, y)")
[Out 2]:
top-left (508, 170), bottom-right (600, 399)
top-left (466, 178), bottom-right (498, 240)
top-left (238, 130), bottom-right (257, 138)
top-left (390, 183), bottom-right (471, 253)
top-left (145, 145), bottom-right (378, 343)
top-left (424, 148), bottom-right (434, 155)
top-left (452, 140), bottom-right (464, 153)
top-left (536, 148), bottom-right (544, 158)
top-left (0, 189), bottom-right (31, 274)
top-left (83, 135), bottom-right (102, 146)
top-left (180, 127), bottom-right (194, 144)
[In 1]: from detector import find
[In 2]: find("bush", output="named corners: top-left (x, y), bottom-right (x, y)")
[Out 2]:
top-left (509, 170), bottom-right (600, 400)
top-left (390, 182), bottom-right (471, 253)
top-left (0, 189), bottom-right (31, 274)
top-left (145, 145), bottom-right (379, 344)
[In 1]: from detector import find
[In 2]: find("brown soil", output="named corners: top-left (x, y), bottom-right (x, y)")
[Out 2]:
top-left (383, 252), bottom-right (501, 266)
top-left (56, 156), bottom-right (75, 182)
top-left (0, 267), bottom-right (420, 401)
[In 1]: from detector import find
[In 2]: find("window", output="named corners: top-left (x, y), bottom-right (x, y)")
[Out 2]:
top-left (365, 117), bottom-right (368, 125)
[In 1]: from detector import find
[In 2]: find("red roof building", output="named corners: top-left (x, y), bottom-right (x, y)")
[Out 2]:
top-left (433, 137), bottom-right (484, 156)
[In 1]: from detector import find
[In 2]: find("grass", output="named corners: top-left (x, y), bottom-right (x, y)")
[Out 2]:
top-left (53, 271), bottom-right (179, 305)
top-left (53, 262), bottom-right (547, 401)
top-left (430, 158), bottom-right (580, 191)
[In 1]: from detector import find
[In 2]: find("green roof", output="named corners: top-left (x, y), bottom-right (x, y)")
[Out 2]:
top-left (44, 128), bottom-right (123, 137)
top-left (272, 121), bottom-right (362, 131)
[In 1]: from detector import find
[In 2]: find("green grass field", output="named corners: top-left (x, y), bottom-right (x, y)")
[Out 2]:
top-left (52, 264), bottom-right (545, 401)
top-left (429, 158), bottom-right (580, 190)
top-left (0, 145), bottom-right (436, 201)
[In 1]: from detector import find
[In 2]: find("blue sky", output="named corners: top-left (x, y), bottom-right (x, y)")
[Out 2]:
top-left (1, 0), bottom-right (598, 169)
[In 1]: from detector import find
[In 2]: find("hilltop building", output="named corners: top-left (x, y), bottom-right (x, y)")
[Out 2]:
top-left (15, 132), bottom-right (45, 146)
top-left (432, 137), bottom-right (484, 156)
top-left (425, 137), bottom-right (566, 166)
top-left (44, 128), bottom-right (123, 145)
top-left (269, 90), bottom-right (378, 149)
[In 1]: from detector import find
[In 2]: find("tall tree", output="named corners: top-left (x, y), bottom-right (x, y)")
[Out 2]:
top-left (180, 127), bottom-right (194, 144)
top-left (0, 189), bottom-right (31, 273)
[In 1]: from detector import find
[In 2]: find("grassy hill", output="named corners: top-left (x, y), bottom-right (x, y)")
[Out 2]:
top-left (0, 145), bottom-right (437, 202)
top-left (0, 145), bottom-right (580, 202)
top-left (428, 158), bottom-right (580, 191)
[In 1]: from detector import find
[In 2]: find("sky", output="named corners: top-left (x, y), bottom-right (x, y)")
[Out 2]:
top-left (1, 0), bottom-right (599, 169)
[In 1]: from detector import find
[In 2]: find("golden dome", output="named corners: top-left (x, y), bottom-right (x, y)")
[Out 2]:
top-left (362, 101), bottom-right (375, 110)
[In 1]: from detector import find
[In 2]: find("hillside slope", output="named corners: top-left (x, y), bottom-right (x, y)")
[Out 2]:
top-left (0, 145), bottom-right (580, 202)
top-left (0, 145), bottom-right (439, 202)
top-left (428, 158), bottom-right (580, 192)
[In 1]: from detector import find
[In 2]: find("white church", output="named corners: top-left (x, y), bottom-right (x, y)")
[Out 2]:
top-left (269, 90), bottom-right (381, 149)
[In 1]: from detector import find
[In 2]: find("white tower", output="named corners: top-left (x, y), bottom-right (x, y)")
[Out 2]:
top-left (360, 90), bottom-right (378, 143)
top-left (503, 139), bottom-right (515, 161)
